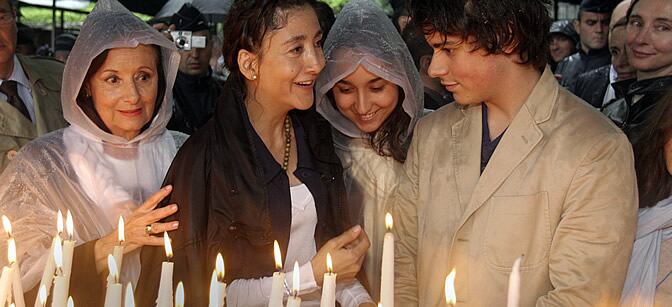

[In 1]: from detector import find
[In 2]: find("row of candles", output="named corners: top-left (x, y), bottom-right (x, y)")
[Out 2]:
top-left (0, 210), bottom-right (523, 306)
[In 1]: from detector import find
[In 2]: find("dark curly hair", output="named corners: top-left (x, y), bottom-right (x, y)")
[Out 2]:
top-left (633, 89), bottom-right (672, 208)
top-left (221, 0), bottom-right (318, 87)
top-left (409, 0), bottom-right (552, 71)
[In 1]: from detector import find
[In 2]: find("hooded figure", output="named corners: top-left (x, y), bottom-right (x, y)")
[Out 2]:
top-left (0, 0), bottom-right (182, 303)
top-left (315, 0), bottom-right (424, 300)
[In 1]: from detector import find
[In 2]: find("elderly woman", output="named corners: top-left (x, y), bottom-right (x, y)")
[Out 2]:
top-left (0, 0), bottom-right (183, 304)
top-left (314, 0), bottom-right (423, 300)
top-left (138, 0), bottom-right (375, 306)
top-left (621, 90), bottom-right (672, 306)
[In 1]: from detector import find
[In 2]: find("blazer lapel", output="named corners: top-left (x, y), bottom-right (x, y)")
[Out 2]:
top-left (0, 99), bottom-right (36, 139)
top-left (452, 105), bottom-right (482, 212)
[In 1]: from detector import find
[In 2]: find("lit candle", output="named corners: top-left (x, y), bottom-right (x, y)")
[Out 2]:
top-left (507, 255), bottom-right (523, 307)
top-left (35, 211), bottom-right (61, 307)
top-left (37, 285), bottom-right (47, 307)
top-left (66, 297), bottom-right (73, 307)
top-left (124, 283), bottom-right (134, 307)
top-left (268, 240), bottom-right (284, 307)
top-left (445, 268), bottom-right (456, 306)
top-left (51, 236), bottom-right (69, 307)
top-left (156, 232), bottom-right (173, 307)
top-left (104, 255), bottom-right (122, 307)
top-left (9, 238), bottom-right (25, 307)
top-left (380, 213), bottom-right (394, 307)
top-left (0, 233), bottom-right (14, 306)
top-left (209, 270), bottom-right (219, 307)
top-left (175, 282), bottom-right (184, 307)
top-left (215, 253), bottom-right (226, 307)
top-left (320, 253), bottom-right (336, 307)
top-left (62, 211), bottom-right (75, 284)
top-left (286, 261), bottom-right (301, 307)
top-left (112, 217), bottom-right (124, 280)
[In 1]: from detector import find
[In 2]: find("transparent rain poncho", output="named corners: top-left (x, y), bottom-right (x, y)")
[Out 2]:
top-left (0, 0), bottom-right (182, 290)
top-left (314, 0), bottom-right (424, 301)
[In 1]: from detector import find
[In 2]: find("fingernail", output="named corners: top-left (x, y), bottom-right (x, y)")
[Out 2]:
top-left (352, 225), bottom-right (361, 233)
top-left (170, 204), bottom-right (178, 211)
top-left (172, 222), bottom-right (179, 228)
top-left (164, 185), bottom-right (173, 191)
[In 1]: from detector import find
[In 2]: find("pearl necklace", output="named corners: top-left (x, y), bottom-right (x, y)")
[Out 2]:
top-left (282, 116), bottom-right (291, 172)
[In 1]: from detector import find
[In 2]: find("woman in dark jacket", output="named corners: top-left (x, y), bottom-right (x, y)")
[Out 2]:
top-left (138, 0), bottom-right (374, 306)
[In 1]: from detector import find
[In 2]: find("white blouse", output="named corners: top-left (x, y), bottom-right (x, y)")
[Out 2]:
top-left (226, 184), bottom-right (373, 306)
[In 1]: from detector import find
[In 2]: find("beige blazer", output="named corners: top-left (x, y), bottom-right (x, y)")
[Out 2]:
top-left (393, 68), bottom-right (638, 306)
top-left (0, 55), bottom-right (67, 172)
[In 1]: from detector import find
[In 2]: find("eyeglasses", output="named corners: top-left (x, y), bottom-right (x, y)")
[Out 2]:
top-left (0, 13), bottom-right (15, 25)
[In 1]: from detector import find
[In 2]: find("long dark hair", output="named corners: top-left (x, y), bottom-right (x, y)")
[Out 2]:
top-left (328, 86), bottom-right (411, 163)
top-left (633, 89), bottom-right (672, 208)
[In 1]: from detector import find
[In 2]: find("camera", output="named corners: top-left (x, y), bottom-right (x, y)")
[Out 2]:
top-left (169, 31), bottom-right (207, 51)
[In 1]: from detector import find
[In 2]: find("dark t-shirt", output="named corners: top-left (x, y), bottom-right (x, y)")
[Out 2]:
top-left (481, 104), bottom-right (505, 174)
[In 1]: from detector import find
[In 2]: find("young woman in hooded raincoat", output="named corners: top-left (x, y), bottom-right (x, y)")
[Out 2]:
top-left (314, 0), bottom-right (424, 300)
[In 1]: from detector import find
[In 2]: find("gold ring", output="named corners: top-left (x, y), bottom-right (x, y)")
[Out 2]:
top-left (144, 224), bottom-right (153, 235)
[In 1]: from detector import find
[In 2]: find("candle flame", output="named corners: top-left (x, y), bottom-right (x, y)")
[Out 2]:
top-left (445, 268), bottom-right (457, 305)
top-left (163, 232), bottom-right (173, 259)
top-left (385, 213), bottom-right (393, 231)
top-left (66, 210), bottom-right (74, 239)
top-left (273, 240), bottom-right (282, 270)
top-left (326, 253), bottom-right (333, 273)
top-left (175, 281), bottom-right (184, 307)
top-left (209, 270), bottom-right (218, 306)
top-left (54, 236), bottom-right (63, 269)
top-left (125, 283), bottom-right (135, 307)
top-left (7, 237), bottom-right (16, 264)
top-left (57, 210), bottom-right (64, 235)
top-left (10, 304), bottom-right (14, 307)
top-left (108, 254), bottom-right (119, 283)
top-left (378, 303), bottom-right (382, 307)
top-left (39, 284), bottom-right (47, 306)
top-left (1, 215), bottom-right (11, 236)
top-left (292, 261), bottom-right (300, 294)
top-left (118, 216), bottom-right (125, 243)
top-left (67, 296), bottom-right (74, 307)
top-left (216, 253), bottom-right (225, 280)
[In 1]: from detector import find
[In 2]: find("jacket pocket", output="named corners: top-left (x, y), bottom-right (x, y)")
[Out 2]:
top-left (482, 192), bottom-right (550, 269)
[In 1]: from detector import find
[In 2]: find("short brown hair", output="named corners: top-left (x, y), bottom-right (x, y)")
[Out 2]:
top-left (410, 0), bottom-right (552, 71)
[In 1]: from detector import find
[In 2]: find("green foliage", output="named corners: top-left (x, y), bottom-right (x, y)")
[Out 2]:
top-left (17, 3), bottom-right (151, 30)
top-left (320, 0), bottom-right (392, 15)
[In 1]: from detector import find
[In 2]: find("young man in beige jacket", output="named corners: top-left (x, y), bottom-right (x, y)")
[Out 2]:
top-left (392, 0), bottom-right (638, 306)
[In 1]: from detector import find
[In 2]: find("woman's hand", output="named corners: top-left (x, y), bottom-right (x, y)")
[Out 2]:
top-left (311, 225), bottom-right (370, 286)
top-left (94, 185), bottom-right (178, 272)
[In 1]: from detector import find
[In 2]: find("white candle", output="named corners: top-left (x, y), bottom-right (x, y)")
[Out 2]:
top-left (66, 297), bottom-right (73, 307)
top-left (380, 213), bottom-right (394, 307)
top-left (104, 255), bottom-right (122, 307)
top-left (62, 211), bottom-right (75, 295)
top-left (37, 285), bottom-right (47, 307)
top-left (8, 238), bottom-right (25, 307)
top-left (507, 255), bottom-right (523, 307)
top-left (445, 268), bottom-right (456, 306)
top-left (209, 270), bottom-right (219, 307)
top-left (0, 265), bottom-right (13, 305)
top-left (156, 232), bottom-right (173, 307)
top-left (175, 281), bottom-right (184, 307)
top-left (268, 240), bottom-right (284, 307)
top-left (36, 212), bottom-right (62, 307)
top-left (124, 283), bottom-right (134, 307)
top-left (286, 261), bottom-right (301, 307)
top-left (320, 253), bottom-right (336, 307)
top-left (112, 217), bottom-right (124, 278)
top-left (51, 237), bottom-right (68, 307)
top-left (215, 253), bottom-right (226, 307)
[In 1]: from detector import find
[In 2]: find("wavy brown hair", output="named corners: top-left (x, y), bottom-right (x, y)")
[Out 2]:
top-left (633, 89), bottom-right (672, 208)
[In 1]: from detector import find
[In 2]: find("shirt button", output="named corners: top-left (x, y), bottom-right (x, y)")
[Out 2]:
top-left (6, 150), bottom-right (17, 160)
